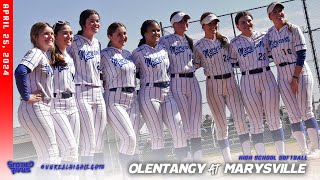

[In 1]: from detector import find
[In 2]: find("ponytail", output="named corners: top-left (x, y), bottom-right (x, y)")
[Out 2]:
top-left (284, 20), bottom-right (293, 32)
top-left (50, 44), bottom-right (67, 67)
top-left (107, 41), bottom-right (112, 47)
top-left (216, 32), bottom-right (229, 49)
top-left (138, 37), bottom-right (146, 47)
top-left (185, 34), bottom-right (194, 52)
top-left (77, 30), bottom-right (83, 35)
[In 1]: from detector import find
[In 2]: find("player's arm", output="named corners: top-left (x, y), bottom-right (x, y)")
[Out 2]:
top-left (229, 44), bottom-right (239, 68)
top-left (290, 49), bottom-right (305, 94)
top-left (14, 64), bottom-right (42, 103)
top-left (264, 33), bottom-right (274, 61)
top-left (193, 47), bottom-right (202, 69)
top-left (131, 50), bottom-right (141, 79)
top-left (291, 26), bottom-right (307, 94)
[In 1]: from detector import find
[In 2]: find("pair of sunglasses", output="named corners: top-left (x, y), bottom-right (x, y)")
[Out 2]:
top-left (52, 21), bottom-right (70, 31)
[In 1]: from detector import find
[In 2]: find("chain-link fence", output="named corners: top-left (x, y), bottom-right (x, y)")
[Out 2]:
top-left (14, 0), bottom-right (320, 176)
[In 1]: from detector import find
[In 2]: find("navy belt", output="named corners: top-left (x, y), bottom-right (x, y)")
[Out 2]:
top-left (242, 66), bottom-right (271, 75)
top-left (110, 87), bottom-right (135, 93)
top-left (146, 81), bottom-right (170, 88)
top-left (54, 92), bottom-right (73, 99)
top-left (171, 72), bottom-right (194, 78)
top-left (278, 61), bottom-right (296, 67)
top-left (75, 84), bottom-right (92, 86)
top-left (208, 73), bottom-right (232, 79)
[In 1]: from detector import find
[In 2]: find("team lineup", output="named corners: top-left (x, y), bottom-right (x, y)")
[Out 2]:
top-left (14, 1), bottom-right (320, 179)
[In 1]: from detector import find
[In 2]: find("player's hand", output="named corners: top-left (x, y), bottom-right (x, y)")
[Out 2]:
top-left (27, 91), bottom-right (43, 104)
top-left (290, 79), bottom-right (299, 95)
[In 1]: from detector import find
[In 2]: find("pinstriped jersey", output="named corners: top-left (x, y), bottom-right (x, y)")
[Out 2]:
top-left (132, 44), bottom-right (170, 85)
top-left (100, 47), bottom-right (136, 89)
top-left (230, 31), bottom-right (270, 72)
top-left (49, 51), bottom-right (76, 94)
top-left (19, 47), bottom-right (54, 99)
top-left (267, 24), bottom-right (307, 65)
top-left (194, 37), bottom-right (233, 76)
top-left (158, 34), bottom-right (195, 74)
top-left (67, 35), bottom-right (101, 86)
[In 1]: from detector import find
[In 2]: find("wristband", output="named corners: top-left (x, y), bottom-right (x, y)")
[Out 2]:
top-left (292, 75), bottom-right (299, 79)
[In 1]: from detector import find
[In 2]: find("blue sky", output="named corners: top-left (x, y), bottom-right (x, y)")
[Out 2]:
top-left (13, 0), bottom-right (320, 127)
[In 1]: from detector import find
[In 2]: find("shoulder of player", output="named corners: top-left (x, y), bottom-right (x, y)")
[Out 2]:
top-left (254, 31), bottom-right (267, 36)
top-left (101, 47), bottom-right (131, 57)
top-left (73, 34), bottom-right (81, 41)
top-left (194, 38), bottom-right (204, 47)
top-left (23, 47), bottom-right (46, 59)
top-left (132, 45), bottom-right (145, 55)
top-left (101, 46), bottom-right (115, 53)
top-left (288, 23), bottom-right (301, 32)
top-left (73, 35), bottom-right (99, 44)
top-left (230, 35), bottom-right (242, 44)
top-left (267, 26), bottom-right (276, 34)
top-left (159, 34), bottom-right (175, 43)
top-left (157, 43), bottom-right (166, 50)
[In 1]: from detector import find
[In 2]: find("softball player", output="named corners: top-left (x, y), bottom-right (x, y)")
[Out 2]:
top-left (49, 21), bottom-right (80, 164)
top-left (158, 11), bottom-right (203, 161)
top-left (194, 12), bottom-right (250, 161)
top-left (267, 2), bottom-right (320, 158)
top-left (15, 22), bottom-right (59, 165)
top-left (67, 9), bottom-right (107, 165)
top-left (229, 11), bottom-right (285, 155)
top-left (132, 20), bottom-right (188, 161)
top-left (100, 22), bottom-right (137, 171)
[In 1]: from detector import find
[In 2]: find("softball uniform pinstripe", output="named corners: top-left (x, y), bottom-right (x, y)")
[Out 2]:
top-left (230, 31), bottom-right (282, 134)
top-left (132, 44), bottom-right (187, 150)
top-left (194, 37), bottom-right (249, 141)
top-left (128, 90), bottom-right (142, 140)
top-left (100, 47), bottom-right (136, 155)
top-left (50, 51), bottom-right (80, 162)
top-left (267, 25), bottom-right (314, 123)
top-left (158, 34), bottom-right (202, 139)
top-left (68, 34), bottom-right (107, 156)
top-left (17, 48), bottom-right (59, 165)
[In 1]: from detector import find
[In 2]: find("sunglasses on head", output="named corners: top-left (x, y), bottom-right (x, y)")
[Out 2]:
top-left (52, 21), bottom-right (70, 31)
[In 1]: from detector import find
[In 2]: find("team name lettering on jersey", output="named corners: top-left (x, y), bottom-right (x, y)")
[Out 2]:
top-left (53, 65), bottom-right (69, 72)
top-left (111, 57), bottom-right (131, 68)
top-left (44, 64), bottom-right (53, 77)
top-left (269, 37), bottom-right (290, 49)
top-left (203, 45), bottom-right (222, 58)
top-left (238, 41), bottom-right (265, 57)
top-left (78, 50), bottom-right (99, 61)
top-left (144, 55), bottom-right (166, 68)
top-left (169, 45), bottom-right (189, 55)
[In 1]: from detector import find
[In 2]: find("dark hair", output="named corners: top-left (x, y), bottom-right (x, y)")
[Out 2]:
top-left (185, 35), bottom-right (194, 52)
top-left (138, 20), bottom-right (159, 47)
top-left (77, 9), bottom-right (100, 35)
top-left (200, 12), bottom-right (229, 48)
top-left (107, 22), bottom-right (126, 47)
top-left (51, 21), bottom-right (71, 67)
top-left (235, 11), bottom-right (253, 25)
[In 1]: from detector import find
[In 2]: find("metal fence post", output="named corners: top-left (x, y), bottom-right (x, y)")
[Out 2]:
top-left (302, 0), bottom-right (320, 90)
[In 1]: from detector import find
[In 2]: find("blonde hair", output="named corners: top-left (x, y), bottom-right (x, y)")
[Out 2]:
top-left (30, 22), bottom-right (51, 47)
top-left (284, 20), bottom-right (293, 32)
